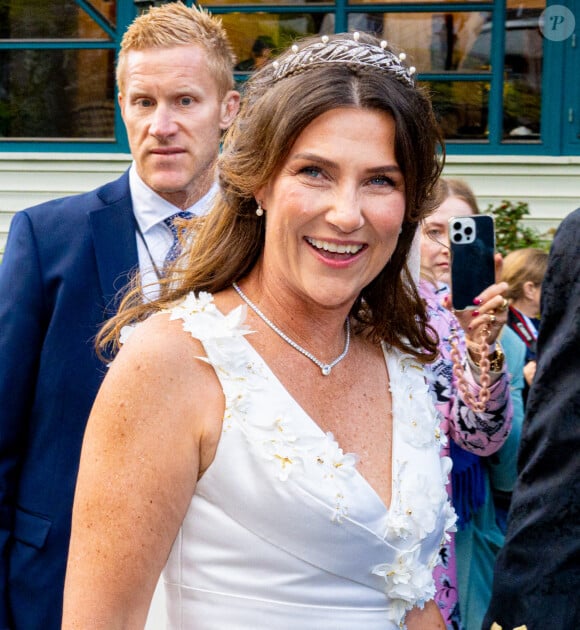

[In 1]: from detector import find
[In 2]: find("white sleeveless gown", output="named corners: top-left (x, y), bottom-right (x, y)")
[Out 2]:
top-left (144, 292), bottom-right (455, 629)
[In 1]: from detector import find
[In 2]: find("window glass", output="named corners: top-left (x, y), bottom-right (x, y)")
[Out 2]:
top-left (502, 7), bottom-right (543, 140)
top-left (427, 80), bottom-right (490, 140)
top-left (202, 0), bottom-right (329, 4)
top-left (338, 12), bottom-right (493, 73)
top-left (0, 0), bottom-right (551, 150)
top-left (459, 5), bottom-right (543, 140)
top-left (221, 11), bottom-right (330, 81)
top-left (0, 1), bottom-right (116, 140)
top-left (349, 0), bottom-right (489, 4)
top-left (0, 48), bottom-right (115, 140)
top-left (1, 0), bottom-right (116, 40)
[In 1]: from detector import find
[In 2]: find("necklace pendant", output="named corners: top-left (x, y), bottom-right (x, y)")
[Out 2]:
top-left (232, 283), bottom-right (350, 377)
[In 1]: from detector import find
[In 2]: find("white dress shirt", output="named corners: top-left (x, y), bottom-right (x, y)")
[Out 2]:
top-left (129, 163), bottom-right (217, 297)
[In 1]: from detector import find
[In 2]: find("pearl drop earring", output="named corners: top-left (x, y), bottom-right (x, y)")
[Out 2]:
top-left (256, 201), bottom-right (264, 217)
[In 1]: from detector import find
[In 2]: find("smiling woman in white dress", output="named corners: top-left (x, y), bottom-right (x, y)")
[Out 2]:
top-left (63, 31), bottom-right (455, 630)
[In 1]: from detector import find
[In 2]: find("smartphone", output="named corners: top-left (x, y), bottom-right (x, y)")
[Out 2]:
top-left (448, 215), bottom-right (496, 310)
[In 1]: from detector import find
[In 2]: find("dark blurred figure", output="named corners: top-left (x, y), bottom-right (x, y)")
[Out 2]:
top-left (483, 208), bottom-right (580, 630)
top-left (235, 35), bottom-right (275, 71)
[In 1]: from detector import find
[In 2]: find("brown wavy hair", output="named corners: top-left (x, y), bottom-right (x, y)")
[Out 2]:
top-left (98, 32), bottom-right (444, 362)
top-left (433, 177), bottom-right (480, 215)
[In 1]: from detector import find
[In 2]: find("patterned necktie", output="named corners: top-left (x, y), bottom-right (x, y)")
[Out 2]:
top-left (163, 210), bottom-right (194, 271)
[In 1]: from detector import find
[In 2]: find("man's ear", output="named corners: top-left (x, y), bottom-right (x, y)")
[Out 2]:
top-left (219, 90), bottom-right (241, 130)
top-left (117, 92), bottom-right (126, 120)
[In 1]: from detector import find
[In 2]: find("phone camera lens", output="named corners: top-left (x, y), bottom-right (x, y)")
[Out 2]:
top-left (465, 226), bottom-right (473, 236)
top-left (453, 233), bottom-right (463, 243)
top-left (452, 221), bottom-right (462, 230)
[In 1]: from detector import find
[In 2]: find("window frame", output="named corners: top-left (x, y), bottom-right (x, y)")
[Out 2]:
top-left (0, 0), bottom-right (576, 156)
top-left (0, 0), bottom-right (135, 152)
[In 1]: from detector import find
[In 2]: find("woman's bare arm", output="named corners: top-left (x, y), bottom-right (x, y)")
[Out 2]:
top-left (62, 315), bottom-right (223, 629)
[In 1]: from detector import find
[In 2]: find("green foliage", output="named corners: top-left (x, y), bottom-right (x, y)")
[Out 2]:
top-left (485, 200), bottom-right (553, 256)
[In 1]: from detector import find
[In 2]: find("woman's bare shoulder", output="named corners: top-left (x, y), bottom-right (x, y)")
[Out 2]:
top-left (113, 311), bottom-right (207, 376)
top-left (104, 312), bottom-right (222, 430)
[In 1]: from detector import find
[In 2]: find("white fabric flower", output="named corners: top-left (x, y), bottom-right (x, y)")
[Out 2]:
top-left (314, 432), bottom-right (358, 479)
top-left (119, 324), bottom-right (136, 346)
top-left (372, 547), bottom-right (434, 623)
top-left (262, 439), bottom-right (305, 481)
top-left (165, 292), bottom-right (251, 343)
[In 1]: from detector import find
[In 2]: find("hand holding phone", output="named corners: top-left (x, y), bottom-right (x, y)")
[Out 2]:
top-left (449, 215), bottom-right (496, 311)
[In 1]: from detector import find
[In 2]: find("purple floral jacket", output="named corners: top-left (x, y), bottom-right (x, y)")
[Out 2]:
top-left (420, 279), bottom-right (513, 630)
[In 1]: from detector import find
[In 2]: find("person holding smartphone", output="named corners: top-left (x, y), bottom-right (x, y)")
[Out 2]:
top-left (419, 178), bottom-right (513, 630)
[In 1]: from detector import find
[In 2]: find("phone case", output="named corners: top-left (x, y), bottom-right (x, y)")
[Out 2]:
top-left (449, 215), bottom-right (495, 310)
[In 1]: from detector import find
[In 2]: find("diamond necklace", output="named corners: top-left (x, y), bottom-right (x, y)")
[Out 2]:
top-left (232, 282), bottom-right (350, 376)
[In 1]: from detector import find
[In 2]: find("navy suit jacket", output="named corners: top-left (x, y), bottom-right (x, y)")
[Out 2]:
top-left (0, 171), bottom-right (138, 629)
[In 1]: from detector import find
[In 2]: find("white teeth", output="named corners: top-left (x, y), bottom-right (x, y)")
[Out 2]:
top-left (306, 237), bottom-right (363, 254)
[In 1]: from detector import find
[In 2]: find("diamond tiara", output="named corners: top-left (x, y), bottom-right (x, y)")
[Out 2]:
top-left (270, 32), bottom-right (416, 87)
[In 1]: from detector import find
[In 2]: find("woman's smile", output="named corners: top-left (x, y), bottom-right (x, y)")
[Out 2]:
top-left (304, 236), bottom-right (367, 261)
top-left (257, 106), bottom-right (405, 309)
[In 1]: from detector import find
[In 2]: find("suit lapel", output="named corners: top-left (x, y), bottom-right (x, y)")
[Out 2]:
top-left (89, 174), bottom-right (138, 316)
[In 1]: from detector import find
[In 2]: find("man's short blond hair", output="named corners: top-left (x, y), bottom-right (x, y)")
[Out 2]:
top-left (116, 2), bottom-right (236, 97)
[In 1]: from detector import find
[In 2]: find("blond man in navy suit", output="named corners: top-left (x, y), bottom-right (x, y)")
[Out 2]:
top-left (0, 4), bottom-right (239, 628)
